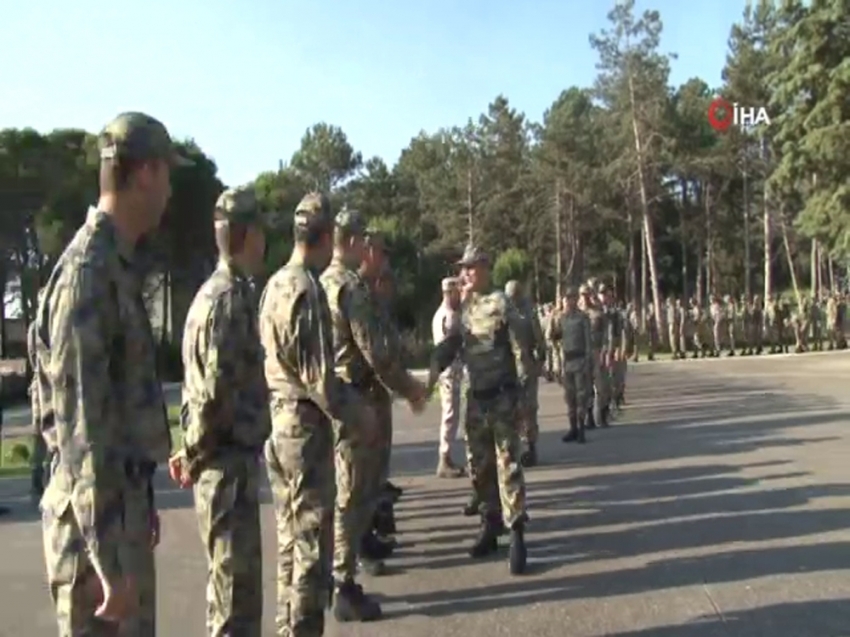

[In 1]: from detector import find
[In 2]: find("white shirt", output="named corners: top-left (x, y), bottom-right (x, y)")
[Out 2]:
top-left (432, 302), bottom-right (462, 377)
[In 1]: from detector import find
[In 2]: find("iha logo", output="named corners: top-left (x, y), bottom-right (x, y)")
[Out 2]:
top-left (707, 97), bottom-right (771, 133)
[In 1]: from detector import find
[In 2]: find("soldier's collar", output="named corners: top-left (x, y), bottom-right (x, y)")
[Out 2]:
top-left (86, 207), bottom-right (136, 264)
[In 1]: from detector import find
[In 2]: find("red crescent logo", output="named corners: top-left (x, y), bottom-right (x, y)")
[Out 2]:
top-left (708, 98), bottom-right (733, 132)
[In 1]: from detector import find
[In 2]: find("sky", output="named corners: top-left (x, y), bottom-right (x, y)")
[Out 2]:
top-left (0, 0), bottom-right (747, 188)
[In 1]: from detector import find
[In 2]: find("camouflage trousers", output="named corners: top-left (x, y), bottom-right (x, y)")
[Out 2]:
top-left (42, 468), bottom-right (156, 636)
top-left (562, 362), bottom-right (589, 420)
top-left (372, 385), bottom-right (393, 486)
top-left (333, 388), bottom-right (383, 584)
top-left (518, 375), bottom-right (540, 444)
top-left (193, 453), bottom-right (263, 637)
top-left (465, 390), bottom-right (526, 527)
top-left (31, 432), bottom-right (49, 493)
top-left (265, 403), bottom-right (335, 637)
top-left (589, 356), bottom-right (610, 420)
top-left (612, 357), bottom-right (627, 401)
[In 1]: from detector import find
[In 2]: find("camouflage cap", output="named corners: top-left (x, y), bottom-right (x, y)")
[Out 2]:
top-left (504, 280), bottom-right (521, 298)
top-left (214, 185), bottom-right (262, 225)
top-left (294, 192), bottom-right (333, 231)
top-left (578, 283), bottom-right (591, 295)
top-left (457, 244), bottom-right (489, 266)
top-left (335, 206), bottom-right (366, 235)
top-left (98, 112), bottom-right (193, 167)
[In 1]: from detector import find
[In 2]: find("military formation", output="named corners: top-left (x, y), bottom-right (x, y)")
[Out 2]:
top-left (24, 110), bottom-right (850, 637)
top-left (26, 111), bottom-right (545, 637)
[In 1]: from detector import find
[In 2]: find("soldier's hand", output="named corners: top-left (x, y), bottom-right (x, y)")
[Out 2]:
top-left (407, 380), bottom-right (429, 413)
top-left (460, 280), bottom-right (474, 303)
top-left (167, 451), bottom-right (193, 489)
top-left (93, 574), bottom-right (137, 623)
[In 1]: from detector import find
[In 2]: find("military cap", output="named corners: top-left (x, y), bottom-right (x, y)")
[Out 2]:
top-left (98, 112), bottom-right (193, 167)
top-left (441, 277), bottom-right (459, 291)
top-left (579, 283), bottom-right (591, 295)
top-left (457, 244), bottom-right (489, 266)
top-left (335, 206), bottom-right (366, 235)
top-left (505, 280), bottom-right (521, 297)
top-left (294, 192), bottom-right (333, 230)
top-left (214, 185), bottom-right (262, 225)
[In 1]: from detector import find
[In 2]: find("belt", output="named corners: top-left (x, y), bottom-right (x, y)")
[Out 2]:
top-left (471, 382), bottom-right (516, 402)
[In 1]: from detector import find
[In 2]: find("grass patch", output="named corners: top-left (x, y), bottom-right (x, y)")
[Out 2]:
top-left (0, 407), bottom-right (184, 476)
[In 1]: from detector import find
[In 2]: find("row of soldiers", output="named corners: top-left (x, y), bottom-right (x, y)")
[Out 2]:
top-left (540, 292), bottom-right (848, 365)
top-left (30, 112), bottom-right (539, 637)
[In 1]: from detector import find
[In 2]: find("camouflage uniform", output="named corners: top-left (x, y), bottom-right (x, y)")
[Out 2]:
top-left (608, 297), bottom-right (627, 409)
top-left (750, 295), bottom-right (765, 354)
top-left (665, 298), bottom-right (681, 358)
top-left (691, 301), bottom-right (707, 357)
top-left (548, 287), bottom-right (591, 443)
top-left (320, 214), bottom-right (420, 612)
top-left (676, 299), bottom-right (691, 357)
top-left (709, 296), bottom-right (723, 357)
top-left (826, 294), bottom-right (846, 350)
top-left (505, 280), bottom-right (546, 467)
top-left (580, 286), bottom-right (611, 427)
top-left (428, 245), bottom-right (531, 575)
top-left (259, 193), bottom-right (338, 637)
top-left (809, 296), bottom-right (823, 351)
top-left (725, 296), bottom-right (737, 355)
top-left (739, 296), bottom-right (752, 355)
top-left (545, 304), bottom-right (563, 382)
top-left (179, 187), bottom-right (270, 636)
top-left (27, 315), bottom-right (50, 499)
top-left (36, 113), bottom-right (185, 637)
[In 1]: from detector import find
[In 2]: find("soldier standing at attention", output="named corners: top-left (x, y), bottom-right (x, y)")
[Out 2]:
top-left (548, 286), bottom-right (590, 443)
top-left (645, 302), bottom-right (658, 360)
top-left (432, 277), bottom-right (466, 477)
top-left (427, 245), bottom-right (532, 575)
top-left (710, 295), bottom-right (724, 357)
top-left (665, 297), bottom-right (681, 359)
top-left (579, 285), bottom-right (610, 428)
top-left (168, 186), bottom-right (270, 636)
top-left (625, 302), bottom-right (639, 362)
top-left (739, 295), bottom-right (753, 355)
top-left (505, 280), bottom-right (546, 468)
top-left (320, 211), bottom-right (426, 617)
top-left (809, 294), bottom-right (823, 351)
top-left (259, 192), bottom-right (339, 637)
top-left (35, 112), bottom-right (187, 635)
top-left (725, 295), bottom-right (738, 356)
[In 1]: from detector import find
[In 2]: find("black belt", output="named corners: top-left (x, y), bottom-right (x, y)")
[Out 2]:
top-left (471, 383), bottom-right (516, 402)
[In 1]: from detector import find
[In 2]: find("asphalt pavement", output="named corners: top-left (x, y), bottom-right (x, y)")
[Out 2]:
top-left (2, 353), bottom-right (850, 636)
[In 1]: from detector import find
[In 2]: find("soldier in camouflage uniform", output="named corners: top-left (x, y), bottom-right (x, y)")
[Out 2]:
top-left (546, 302), bottom-right (563, 382)
top-left (624, 302), bottom-right (639, 362)
top-left (709, 295), bottom-right (723, 357)
top-left (677, 298), bottom-right (691, 358)
top-left (724, 295), bottom-right (737, 356)
top-left (691, 299), bottom-right (709, 358)
top-left (665, 297), bottom-right (681, 359)
top-left (749, 295), bottom-right (763, 354)
top-left (548, 286), bottom-right (590, 443)
top-left (645, 303), bottom-right (659, 361)
top-left (259, 192), bottom-right (340, 637)
top-left (739, 295), bottom-right (752, 355)
top-left (601, 287), bottom-right (626, 411)
top-left (320, 211), bottom-right (426, 617)
top-left (579, 284), bottom-right (611, 428)
top-left (792, 296), bottom-right (808, 353)
top-left (767, 295), bottom-right (788, 353)
top-left (809, 294), bottom-right (823, 351)
top-left (826, 292), bottom-right (846, 350)
top-left (169, 186), bottom-right (270, 636)
top-left (427, 244), bottom-right (532, 575)
top-left (36, 112), bottom-right (187, 635)
top-left (505, 280), bottom-right (546, 467)
top-left (27, 291), bottom-right (50, 503)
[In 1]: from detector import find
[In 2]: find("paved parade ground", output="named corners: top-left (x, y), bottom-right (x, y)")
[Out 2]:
top-left (3, 353), bottom-right (850, 636)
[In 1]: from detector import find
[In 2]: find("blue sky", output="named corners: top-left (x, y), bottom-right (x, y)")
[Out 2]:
top-left (0, 0), bottom-right (747, 187)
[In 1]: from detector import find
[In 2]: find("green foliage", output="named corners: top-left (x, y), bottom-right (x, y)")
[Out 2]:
top-left (492, 248), bottom-right (532, 288)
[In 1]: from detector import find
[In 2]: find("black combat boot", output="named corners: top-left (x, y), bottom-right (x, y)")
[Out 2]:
top-left (333, 579), bottom-right (382, 622)
top-left (508, 518), bottom-right (528, 575)
top-left (586, 407), bottom-right (597, 429)
top-left (360, 531), bottom-right (393, 561)
top-left (373, 500), bottom-right (397, 538)
top-left (599, 405), bottom-right (610, 428)
top-left (520, 442), bottom-right (537, 467)
top-left (562, 415), bottom-right (579, 442)
top-left (463, 492), bottom-right (481, 516)
top-left (469, 512), bottom-right (501, 558)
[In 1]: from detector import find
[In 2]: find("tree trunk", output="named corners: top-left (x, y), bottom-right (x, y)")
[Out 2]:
top-left (640, 222), bottom-right (647, 330)
top-left (810, 239), bottom-right (818, 297)
top-left (627, 201), bottom-right (636, 305)
top-left (704, 181), bottom-right (714, 298)
top-left (762, 138), bottom-right (772, 299)
top-left (778, 206), bottom-right (801, 306)
top-left (0, 263), bottom-right (7, 358)
top-left (627, 71), bottom-right (663, 334)
top-left (466, 168), bottom-right (474, 244)
top-left (828, 256), bottom-right (835, 291)
top-left (554, 180), bottom-right (562, 299)
top-left (680, 179), bottom-right (689, 301)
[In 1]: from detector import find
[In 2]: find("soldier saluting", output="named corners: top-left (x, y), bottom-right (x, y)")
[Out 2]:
top-left (427, 244), bottom-right (533, 575)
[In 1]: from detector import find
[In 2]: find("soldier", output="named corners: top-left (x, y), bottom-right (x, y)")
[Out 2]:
top-left (677, 298), bottom-right (691, 358)
top-left (645, 302), bottom-right (659, 360)
top-left (691, 299), bottom-right (707, 358)
top-left (168, 186), bottom-right (269, 636)
top-left (35, 112), bottom-right (186, 634)
top-left (826, 292), bottom-right (846, 350)
top-left (809, 293), bottom-right (823, 351)
top-left (709, 295), bottom-right (724, 357)
top-left (320, 211), bottom-right (426, 616)
top-left (548, 286), bottom-right (590, 443)
top-left (259, 192), bottom-right (339, 636)
top-left (580, 284), bottom-right (611, 428)
top-left (665, 297), bottom-right (681, 359)
top-left (427, 244), bottom-right (531, 575)
top-left (725, 295), bottom-right (737, 356)
top-left (505, 280), bottom-right (546, 467)
top-left (750, 294), bottom-right (765, 355)
top-left (601, 287), bottom-right (625, 411)
top-left (739, 295), bottom-right (753, 355)
top-left (431, 277), bottom-right (466, 478)
top-left (792, 296), bottom-right (808, 353)
top-left (768, 295), bottom-right (788, 354)
top-left (546, 301), bottom-right (563, 383)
